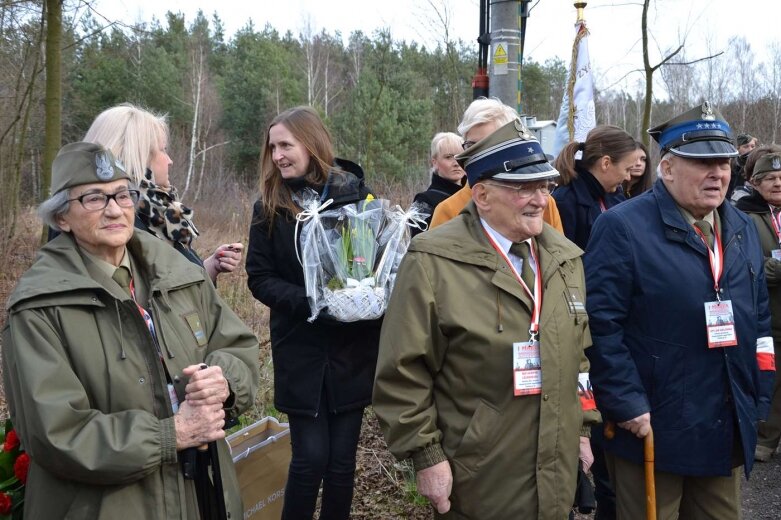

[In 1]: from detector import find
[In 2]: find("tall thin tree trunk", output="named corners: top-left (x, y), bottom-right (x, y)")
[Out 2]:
top-left (183, 46), bottom-right (204, 198)
top-left (41, 0), bottom-right (62, 242)
top-left (641, 0), bottom-right (652, 147)
top-left (194, 152), bottom-right (207, 201)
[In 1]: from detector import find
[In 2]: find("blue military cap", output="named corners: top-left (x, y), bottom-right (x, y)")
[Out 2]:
top-left (648, 101), bottom-right (738, 159)
top-left (456, 118), bottom-right (559, 187)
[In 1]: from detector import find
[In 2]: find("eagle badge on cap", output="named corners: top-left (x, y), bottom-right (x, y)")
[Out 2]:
top-left (513, 119), bottom-right (535, 141)
top-left (773, 156), bottom-right (781, 171)
top-left (95, 152), bottom-right (114, 180)
top-left (701, 101), bottom-right (715, 121)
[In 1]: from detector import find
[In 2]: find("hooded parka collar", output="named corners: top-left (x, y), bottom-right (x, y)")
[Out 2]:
top-left (8, 231), bottom-right (204, 312)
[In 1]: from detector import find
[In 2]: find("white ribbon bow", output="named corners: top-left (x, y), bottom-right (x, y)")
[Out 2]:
top-left (294, 198), bottom-right (334, 266)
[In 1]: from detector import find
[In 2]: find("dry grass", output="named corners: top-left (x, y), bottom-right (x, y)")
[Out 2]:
top-left (0, 208), bottom-right (45, 419)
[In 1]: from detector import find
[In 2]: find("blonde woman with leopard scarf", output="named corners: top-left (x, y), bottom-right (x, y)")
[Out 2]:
top-left (84, 103), bottom-right (242, 283)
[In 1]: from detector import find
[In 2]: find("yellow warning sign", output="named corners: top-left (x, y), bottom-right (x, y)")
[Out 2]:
top-left (494, 44), bottom-right (508, 64)
top-left (493, 43), bottom-right (508, 75)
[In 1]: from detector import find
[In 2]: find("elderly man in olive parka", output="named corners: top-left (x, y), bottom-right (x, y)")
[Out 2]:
top-left (374, 120), bottom-right (598, 520)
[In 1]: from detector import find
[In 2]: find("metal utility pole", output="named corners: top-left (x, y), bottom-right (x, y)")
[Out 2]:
top-left (471, 0), bottom-right (490, 99)
top-left (489, 0), bottom-right (531, 114)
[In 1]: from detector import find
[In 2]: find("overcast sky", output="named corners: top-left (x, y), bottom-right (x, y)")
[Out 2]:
top-left (89, 0), bottom-right (780, 94)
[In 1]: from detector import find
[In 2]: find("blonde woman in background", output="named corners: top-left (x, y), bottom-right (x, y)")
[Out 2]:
top-left (428, 97), bottom-right (564, 232)
top-left (84, 103), bottom-right (242, 283)
top-left (411, 132), bottom-right (466, 236)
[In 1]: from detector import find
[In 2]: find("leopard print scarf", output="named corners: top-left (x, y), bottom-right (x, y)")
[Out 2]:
top-left (136, 169), bottom-right (200, 247)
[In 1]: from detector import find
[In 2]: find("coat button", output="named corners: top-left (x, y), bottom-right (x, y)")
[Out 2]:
top-left (543, 394), bottom-right (549, 401)
top-left (138, 377), bottom-right (145, 384)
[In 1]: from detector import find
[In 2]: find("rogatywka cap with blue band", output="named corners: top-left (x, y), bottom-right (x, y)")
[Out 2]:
top-left (648, 101), bottom-right (738, 159)
top-left (456, 118), bottom-right (559, 187)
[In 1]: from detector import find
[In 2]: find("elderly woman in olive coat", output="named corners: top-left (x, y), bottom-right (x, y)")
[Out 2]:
top-left (3, 142), bottom-right (259, 519)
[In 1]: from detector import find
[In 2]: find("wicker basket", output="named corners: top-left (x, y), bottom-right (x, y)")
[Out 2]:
top-left (323, 284), bottom-right (386, 322)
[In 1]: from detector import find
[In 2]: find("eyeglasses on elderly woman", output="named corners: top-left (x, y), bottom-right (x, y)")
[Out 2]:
top-left (67, 189), bottom-right (140, 211)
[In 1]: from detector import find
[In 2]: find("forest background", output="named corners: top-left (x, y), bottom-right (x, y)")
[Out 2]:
top-left (2, 1), bottom-right (781, 517)
top-left (3, 1), bottom-right (781, 236)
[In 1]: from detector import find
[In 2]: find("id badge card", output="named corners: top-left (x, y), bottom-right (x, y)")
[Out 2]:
top-left (513, 341), bottom-right (542, 396)
top-left (704, 300), bottom-right (738, 348)
top-left (772, 249), bottom-right (781, 261)
top-left (167, 383), bottom-right (180, 413)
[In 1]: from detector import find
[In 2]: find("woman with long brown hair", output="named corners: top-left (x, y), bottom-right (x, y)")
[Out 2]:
top-left (623, 140), bottom-right (654, 198)
top-left (552, 125), bottom-right (637, 249)
top-left (246, 106), bottom-right (381, 520)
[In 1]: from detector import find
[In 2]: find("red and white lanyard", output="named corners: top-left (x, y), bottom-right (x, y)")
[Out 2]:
top-left (598, 198), bottom-right (607, 213)
top-left (128, 278), bottom-right (160, 351)
top-left (769, 205), bottom-right (781, 245)
top-left (693, 219), bottom-right (724, 299)
top-left (483, 229), bottom-right (543, 339)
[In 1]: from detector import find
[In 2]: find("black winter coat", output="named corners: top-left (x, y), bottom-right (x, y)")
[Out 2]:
top-left (728, 154), bottom-right (748, 200)
top-left (552, 166), bottom-right (625, 250)
top-left (411, 173), bottom-right (462, 237)
top-left (135, 216), bottom-right (204, 267)
top-left (246, 159), bottom-right (382, 416)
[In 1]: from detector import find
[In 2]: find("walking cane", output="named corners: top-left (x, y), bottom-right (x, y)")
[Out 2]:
top-left (604, 421), bottom-right (657, 520)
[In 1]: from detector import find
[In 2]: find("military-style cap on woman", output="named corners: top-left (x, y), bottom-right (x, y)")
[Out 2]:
top-left (4, 141), bottom-right (259, 518)
top-left (735, 148), bottom-right (781, 464)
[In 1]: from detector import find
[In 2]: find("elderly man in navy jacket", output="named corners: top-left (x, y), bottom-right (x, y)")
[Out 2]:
top-left (584, 102), bottom-right (775, 519)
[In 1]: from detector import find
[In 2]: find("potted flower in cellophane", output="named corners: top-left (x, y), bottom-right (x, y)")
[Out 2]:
top-left (0, 420), bottom-right (28, 520)
top-left (296, 190), bottom-right (426, 322)
top-left (296, 190), bottom-right (386, 322)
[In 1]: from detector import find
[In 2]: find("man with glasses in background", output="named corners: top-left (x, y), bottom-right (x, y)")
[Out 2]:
top-left (374, 120), bottom-right (598, 519)
top-left (428, 97), bottom-right (564, 233)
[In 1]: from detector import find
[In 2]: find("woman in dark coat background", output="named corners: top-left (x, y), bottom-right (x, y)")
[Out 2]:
top-left (623, 140), bottom-right (654, 198)
top-left (246, 106), bottom-right (381, 520)
top-left (552, 125), bottom-right (637, 249)
top-left (411, 131), bottom-right (465, 236)
top-left (552, 124), bottom-right (637, 519)
top-left (734, 145), bottom-right (781, 463)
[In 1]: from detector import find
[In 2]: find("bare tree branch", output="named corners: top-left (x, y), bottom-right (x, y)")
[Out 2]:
top-left (650, 43), bottom-right (683, 72)
top-left (666, 51), bottom-right (724, 66)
